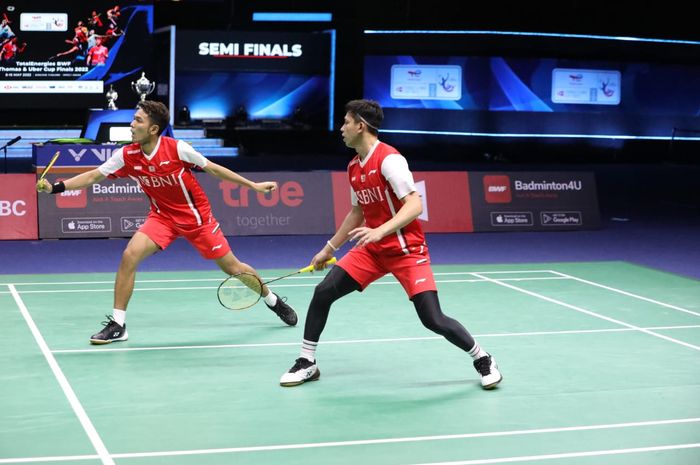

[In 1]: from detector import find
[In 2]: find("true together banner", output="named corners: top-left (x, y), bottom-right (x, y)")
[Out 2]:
top-left (37, 172), bottom-right (337, 238)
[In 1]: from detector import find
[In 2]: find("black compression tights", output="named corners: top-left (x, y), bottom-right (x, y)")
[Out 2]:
top-left (303, 267), bottom-right (476, 354)
top-left (411, 290), bottom-right (476, 352)
top-left (303, 266), bottom-right (361, 342)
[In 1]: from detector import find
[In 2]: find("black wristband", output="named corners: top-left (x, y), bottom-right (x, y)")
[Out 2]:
top-left (50, 181), bottom-right (66, 194)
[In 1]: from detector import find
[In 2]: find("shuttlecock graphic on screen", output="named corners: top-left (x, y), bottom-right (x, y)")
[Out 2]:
top-left (415, 180), bottom-right (429, 222)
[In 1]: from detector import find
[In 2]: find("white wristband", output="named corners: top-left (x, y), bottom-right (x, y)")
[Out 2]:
top-left (326, 240), bottom-right (338, 252)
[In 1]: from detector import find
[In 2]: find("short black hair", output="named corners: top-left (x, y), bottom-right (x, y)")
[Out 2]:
top-left (137, 100), bottom-right (169, 135)
top-left (345, 99), bottom-right (383, 136)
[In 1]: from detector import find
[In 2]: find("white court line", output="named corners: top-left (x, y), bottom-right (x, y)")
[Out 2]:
top-left (7, 285), bottom-right (115, 465)
top-left (405, 443), bottom-right (700, 465)
top-left (471, 273), bottom-right (700, 352)
top-left (0, 276), bottom-right (569, 294)
top-left (2, 444), bottom-right (698, 465)
top-left (0, 270), bottom-right (561, 287)
top-left (0, 417), bottom-right (697, 463)
top-left (548, 270), bottom-right (700, 317)
top-left (50, 324), bottom-right (700, 354)
top-left (2, 276), bottom-right (321, 286)
top-left (0, 454), bottom-right (98, 464)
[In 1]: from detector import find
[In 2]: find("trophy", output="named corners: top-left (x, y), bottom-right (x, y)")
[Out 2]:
top-left (131, 72), bottom-right (155, 102)
top-left (105, 85), bottom-right (118, 110)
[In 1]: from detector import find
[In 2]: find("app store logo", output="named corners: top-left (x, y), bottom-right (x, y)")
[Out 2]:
top-left (61, 217), bottom-right (111, 233)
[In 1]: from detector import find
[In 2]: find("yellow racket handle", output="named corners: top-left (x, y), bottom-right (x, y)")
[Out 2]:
top-left (299, 257), bottom-right (337, 273)
top-left (39, 151), bottom-right (61, 182)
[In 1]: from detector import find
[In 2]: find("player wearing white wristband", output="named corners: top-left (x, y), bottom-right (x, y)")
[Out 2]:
top-left (280, 99), bottom-right (502, 390)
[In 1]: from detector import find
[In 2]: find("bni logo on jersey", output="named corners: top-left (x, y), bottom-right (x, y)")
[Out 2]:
top-left (483, 175), bottom-right (512, 203)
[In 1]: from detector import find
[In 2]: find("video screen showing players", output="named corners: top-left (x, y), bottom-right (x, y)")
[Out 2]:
top-left (0, 1), bottom-right (153, 109)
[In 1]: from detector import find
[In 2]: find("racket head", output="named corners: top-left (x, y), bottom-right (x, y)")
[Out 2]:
top-left (217, 272), bottom-right (264, 310)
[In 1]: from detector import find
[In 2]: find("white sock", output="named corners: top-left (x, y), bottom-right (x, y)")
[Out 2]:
top-left (263, 291), bottom-right (277, 307)
top-left (113, 309), bottom-right (126, 327)
top-left (468, 342), bottom-right (488, 360)
top-left (300, 339), bottom-right (318, 362)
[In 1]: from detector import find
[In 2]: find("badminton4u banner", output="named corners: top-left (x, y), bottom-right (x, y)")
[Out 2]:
top-left (37, 172), bottom-right (148, 239)
top-left (469, 172), bottom-right (601, 231)
top-left (330, 170), bottom-right (599, 233)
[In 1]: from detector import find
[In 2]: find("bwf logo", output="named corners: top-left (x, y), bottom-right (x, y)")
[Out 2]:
top-left (56, 184), bottom-right (87, 209)
top-left (483, 175), bottom-right (512, 203)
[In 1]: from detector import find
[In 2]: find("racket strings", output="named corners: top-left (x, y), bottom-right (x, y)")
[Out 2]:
top-left (216, 259), bottom-right (336, 311)
top-left (218, 272), bottom-right (264, 310)
top-left (237, 272), bottom-right (263, 294)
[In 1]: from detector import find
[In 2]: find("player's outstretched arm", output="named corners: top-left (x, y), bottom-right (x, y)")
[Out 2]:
top-left (202, 160), bottom-right (277, 193)
top-left (36, 168), bottom-right (106, 193)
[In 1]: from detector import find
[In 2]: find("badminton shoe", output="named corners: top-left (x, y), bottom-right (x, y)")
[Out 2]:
top-left (266, 294), bottom-right (298, 326)
top-left (90, 315), bottom-right (128, 345)
top-left (473, 354), bottom-right (502, 389)
top-left (280, 357), bottom-right (320, 386)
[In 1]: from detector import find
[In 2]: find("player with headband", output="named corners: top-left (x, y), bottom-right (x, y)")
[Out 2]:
top-left (279, 99), bottom-right (502, 389)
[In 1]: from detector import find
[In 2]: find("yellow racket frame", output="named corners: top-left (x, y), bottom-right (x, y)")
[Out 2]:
top-left (39, 150), bottom-right (61, 182)
top-left (217, 257), bottom-right (337, 310)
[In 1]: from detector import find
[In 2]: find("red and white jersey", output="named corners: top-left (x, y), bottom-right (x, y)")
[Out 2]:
top-left (98, 136), bottom-right (213, 227)
top-left (348, 140), bottom-right (427, 256)
top-left (88, 45), bottom-right (108, 65)
top-left (1, 41), bottom-right (15, 60)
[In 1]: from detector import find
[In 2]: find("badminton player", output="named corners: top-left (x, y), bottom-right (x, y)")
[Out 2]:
top-left (36, 100), bottom-right (298, 344)
top-left (280, 99), bottom-right (502, 389)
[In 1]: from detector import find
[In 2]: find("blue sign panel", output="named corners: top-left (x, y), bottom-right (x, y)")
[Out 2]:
top-left (34, 143), bottom-right (122, 169)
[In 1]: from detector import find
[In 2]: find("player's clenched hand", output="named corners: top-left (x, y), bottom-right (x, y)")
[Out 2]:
top-left (253, 181), bottom-right (277, 193)
top-left (36, 179), bottom-right (52, 193)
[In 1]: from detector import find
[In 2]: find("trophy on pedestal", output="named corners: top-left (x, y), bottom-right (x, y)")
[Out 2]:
top-left (131, 72), bottom-right (155, 102)
top-left (105, 85), bottom-right (118, 110)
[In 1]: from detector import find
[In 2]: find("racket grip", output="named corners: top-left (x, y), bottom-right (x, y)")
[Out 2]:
top-left (300, 257), bottom-right (337, 273)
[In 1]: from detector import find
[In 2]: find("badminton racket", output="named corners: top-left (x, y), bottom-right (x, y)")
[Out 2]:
top-left (217, 257), bottom-right (337, 310)
top-left (39, 150), bottom-right (61, 182)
